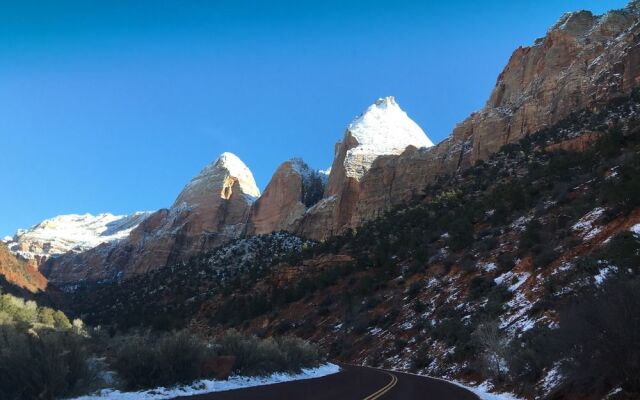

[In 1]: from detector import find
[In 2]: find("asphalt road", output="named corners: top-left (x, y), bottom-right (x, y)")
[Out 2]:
top-left (174, 364), bottom-right (479, 400)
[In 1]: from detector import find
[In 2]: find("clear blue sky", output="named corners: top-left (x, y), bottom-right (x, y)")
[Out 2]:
top-left (0, 0), bottom-right (629, 236)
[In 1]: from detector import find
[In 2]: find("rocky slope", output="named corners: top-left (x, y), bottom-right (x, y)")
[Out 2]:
top-left (42, 152), bottom-right (260, 284)
top-left (0, 243), bottom-right (47, 294)
top-left (2, 212), bottom-right (150, 266)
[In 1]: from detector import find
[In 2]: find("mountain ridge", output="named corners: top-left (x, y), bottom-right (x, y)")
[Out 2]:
top-left (7, 1), bottom-right (640, 288)
top-left (2, 212), bottom-right (151, 265)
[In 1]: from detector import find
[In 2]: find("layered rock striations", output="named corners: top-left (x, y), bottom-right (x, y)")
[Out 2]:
top-left (42, 153), bottom-right (260, 284)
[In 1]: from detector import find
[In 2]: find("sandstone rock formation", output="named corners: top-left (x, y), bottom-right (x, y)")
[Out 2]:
top-left (42, 152), bottom-right (260, 284)
top-left (297, 96), bottom-right (434, 238)
top-left (249, 158), bottom-right (325, 235)
top-left (0, 243), bottom-right (47, 293)
top-left (451, 3), bottom-right (640, 163)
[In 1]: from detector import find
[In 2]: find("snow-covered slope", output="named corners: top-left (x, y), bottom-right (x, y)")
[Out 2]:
top-left (3, 212), bottom-right (151, 262)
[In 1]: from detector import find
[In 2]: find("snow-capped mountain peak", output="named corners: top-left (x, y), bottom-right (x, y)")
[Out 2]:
top-left (328, 96), bottom-right (434, 184)
top-left (4, 212), bottom-right (152, 262)
top-left (346, 96), bottom-right (434, 157)
top-left (174, 152), bottom-right (260, 208)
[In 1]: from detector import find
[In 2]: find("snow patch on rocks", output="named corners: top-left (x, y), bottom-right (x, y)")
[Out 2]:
top-left (630, 223), bottom-right (640, 237)
top-left (594, 265), bottom-right (618, 286)
top-left (540, 364), bottom-right (563, 394)
top-left (572, 207), bottom-right (605, 240)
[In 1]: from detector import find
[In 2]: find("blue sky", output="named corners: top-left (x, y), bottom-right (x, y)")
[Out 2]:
top-left (0, 0), bottom-right (629, 236)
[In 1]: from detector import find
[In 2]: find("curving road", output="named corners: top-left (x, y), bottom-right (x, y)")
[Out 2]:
top-left (175, 364), bottom-right (479, 400)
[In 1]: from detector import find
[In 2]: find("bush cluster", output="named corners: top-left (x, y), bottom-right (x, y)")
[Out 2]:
top-left (216, 330), bottom-right (320, 376)
top-left (0, 326), bottom-right (94, 400)
top-left (110, 329), bottom-right (322, 390)
top-left (0, 292), bottom-right (93, 400)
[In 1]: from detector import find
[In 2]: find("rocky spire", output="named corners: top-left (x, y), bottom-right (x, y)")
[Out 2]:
top-left (326, 96), bottom-right (433, 196)
top-left (249, 158), bottom-right (324, 235)
top-left (345, 96), bottom-right (433, 164)
top-left (174, 152), bottom-right (260, 208)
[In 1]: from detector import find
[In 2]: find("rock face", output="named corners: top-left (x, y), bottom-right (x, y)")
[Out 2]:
top-left (171, 152), bottom-right (260, 239)
top-left (3, 212), bottom-right (151, 266)
top-left (249, 158), bottom-right (326, 235)
top-left (450, 4), bottom-right (640, 164)
top-left (42, 152), bottom-right (260, 284)
top-left (325, 96), bottom-right (433, 195)
top-left (0, 243), bottom-right (47, 293)
top-left (297, 96), bottom-right (434, 238)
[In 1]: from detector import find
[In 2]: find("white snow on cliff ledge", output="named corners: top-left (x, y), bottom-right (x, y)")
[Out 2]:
top-left (69, 363), bottom-right (340, 400)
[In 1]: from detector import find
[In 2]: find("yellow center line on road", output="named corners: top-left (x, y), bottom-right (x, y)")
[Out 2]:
top-left (362, 372), bottom-right (398, 400)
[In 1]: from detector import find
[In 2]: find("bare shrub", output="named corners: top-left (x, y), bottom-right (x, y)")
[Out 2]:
top-left (472, 321), bottom-right (509, 381)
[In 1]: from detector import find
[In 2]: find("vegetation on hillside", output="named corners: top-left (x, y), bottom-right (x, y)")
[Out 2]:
top-left (0, 290), bottom-right (91, 400)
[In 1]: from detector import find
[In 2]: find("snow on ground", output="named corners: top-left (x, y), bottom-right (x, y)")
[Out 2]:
top-left (383, 367), bottom-right (522, 400)
top-left (480, 262), bottom-right (497, 272)
top-left (630, 223), bottom-right (640, 236)
top-left (594, 265), bottom-right (617, 286)
top-left (572, 207), bottom-right (605, 240)
top-left (507, 272), bottom-right (530, 292)
top-left (69, 364), bottom-right (340, 400)
top-left (449, 380), bottom-right (522, 400)
top-left (540, 364), bottom-right (563, 394)
top-left (605, 387), bottom-right (623, 398)
top-left (510, 216), bottom-right (532, 232)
